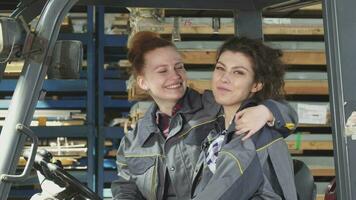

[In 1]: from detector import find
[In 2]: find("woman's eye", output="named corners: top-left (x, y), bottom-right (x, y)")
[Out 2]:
top-left (176, 64), bottom-right (185, 70)
top-left (215, 65), bottom-right (224, 71)
top-left (233, 70), bottom-right (244, 75)
top-left (158, 70), bottom-right (167, 73)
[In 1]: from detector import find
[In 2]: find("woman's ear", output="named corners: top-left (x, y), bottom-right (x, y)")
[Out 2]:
top-left (137, 75), bottom-right (149, 91)
top-left (251, 82), bottom-right (263, 93)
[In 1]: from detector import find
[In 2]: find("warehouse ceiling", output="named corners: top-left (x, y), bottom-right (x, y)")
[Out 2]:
top-left (1, 0), bottom-right (320, 11)
top-left (78, 0), bottom-right (320, 10)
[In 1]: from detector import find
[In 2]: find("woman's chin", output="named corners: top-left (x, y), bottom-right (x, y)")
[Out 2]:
top-left (215, 98), bottom-right (234, 107)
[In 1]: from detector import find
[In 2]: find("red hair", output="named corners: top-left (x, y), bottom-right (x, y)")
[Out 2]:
top-left (127, 31), bottom-right (176, 76)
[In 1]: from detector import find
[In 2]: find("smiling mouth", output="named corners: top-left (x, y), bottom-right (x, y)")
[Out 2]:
top-left (166, 83), bottom-right (182, 89)
top-left (217, 86), bottom-right (231, 92)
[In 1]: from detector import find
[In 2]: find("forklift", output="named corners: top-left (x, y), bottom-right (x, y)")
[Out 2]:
top-left (0, 0), bottom-right (355, 199)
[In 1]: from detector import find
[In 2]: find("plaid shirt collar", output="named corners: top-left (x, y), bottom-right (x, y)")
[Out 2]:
top-left (155, 103), bottom-right (183, 138)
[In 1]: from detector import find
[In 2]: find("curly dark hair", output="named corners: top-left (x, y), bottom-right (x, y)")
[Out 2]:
top-left (216, 37), bottom-right (286, 102)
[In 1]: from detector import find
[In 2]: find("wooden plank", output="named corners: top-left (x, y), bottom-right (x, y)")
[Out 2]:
top-left (311, 168), bottom-right (335, 177)
top-left (282, 51), bottom-right (326, 65)
top-left (298, 124), bottom-right (330, 128)
top-left (128, 79), bottom-right (329, 100)
top-left (127, 80), bottom-right (212, 101)
top-left (287, 133), bottom-right (333, 151)
top-left (287, 140), bottom-right (333, 150)
top-left (120, 50), bottom-right (326, 66)
top-left (180, 50), bottom-right (326, 65)
top-left (159, 24), bottom-right (324, 36)
top-left (263, 24), bottom-right (323, 36)
top-left (180, 50), bottom-right (216, 64)
top-left (300, 4), bottom-right (322, 11)
top-left (284, 80), bottom-right (328, 95)
top-left (265, 3), bottom-right (322, 17)
top-left (174, 41), bottom-right (325, 51)
top-left (132, 16), bottom-right (323, 36)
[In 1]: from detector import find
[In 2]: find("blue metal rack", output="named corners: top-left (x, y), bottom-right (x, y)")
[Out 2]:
top-left (95, 6), bottom-right (131, 197)
top-left (0, 99), bottom-right (87, 109)
top-left (0, 79), bottom-right (87, 92)
top-left (103, 34), bottom-right (128, 47)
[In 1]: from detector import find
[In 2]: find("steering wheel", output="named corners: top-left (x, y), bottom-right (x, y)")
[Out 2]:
top-left (24, 149), bottom-right (101, 200)
top-left (48, 164), bottom-right (101, 200)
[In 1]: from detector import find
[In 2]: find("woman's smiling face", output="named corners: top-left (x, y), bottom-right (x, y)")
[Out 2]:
top-left (137, 46), bottom-right (187, 104)
top-left (212, 50), bottom-right (262, 107)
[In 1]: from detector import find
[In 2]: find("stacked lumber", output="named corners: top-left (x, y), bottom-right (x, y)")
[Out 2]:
top-left (126, 71), bottom-right (328, 101)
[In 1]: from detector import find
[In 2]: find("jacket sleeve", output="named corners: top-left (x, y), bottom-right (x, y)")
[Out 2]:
top-left (111, 137), bottom-right (146, 200)
top-left (192, 139), bottom-right (264, 200)
top-left (262, 99), bottom-right (298, 137)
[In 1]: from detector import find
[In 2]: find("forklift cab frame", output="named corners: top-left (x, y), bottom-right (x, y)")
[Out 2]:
top-left (1, 0), bottom-right (356, 199)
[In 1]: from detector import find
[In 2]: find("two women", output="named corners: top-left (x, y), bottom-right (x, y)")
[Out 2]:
top-left (111, 31), bottom-right (297, 200)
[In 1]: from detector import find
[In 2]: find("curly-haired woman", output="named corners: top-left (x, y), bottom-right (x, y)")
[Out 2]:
top-left (191, 37), bottom-right (297, 200)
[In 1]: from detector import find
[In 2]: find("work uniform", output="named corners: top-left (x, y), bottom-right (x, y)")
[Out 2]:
top-left (111, 89), bottom-right (297, 200)
top-left (191, 98), bottom-right (297, 200)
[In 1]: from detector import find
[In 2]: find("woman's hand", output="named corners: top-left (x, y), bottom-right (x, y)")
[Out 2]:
top-left (234, 105), bottom-right (274, 141)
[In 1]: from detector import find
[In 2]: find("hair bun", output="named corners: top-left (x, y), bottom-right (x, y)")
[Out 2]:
top-left (128, 32), bottom-right (161, 61)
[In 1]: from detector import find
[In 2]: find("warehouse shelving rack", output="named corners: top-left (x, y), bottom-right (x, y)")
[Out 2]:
top-left (94, 6), bottom-right (132, 198)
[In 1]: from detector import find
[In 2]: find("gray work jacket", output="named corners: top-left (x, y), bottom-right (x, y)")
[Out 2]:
top-left (111, 89), bottom-right (297, 200)
top-left (191, 99), bottom-right (297, 200)
top-left (111, 89), bottom-right (221, 200)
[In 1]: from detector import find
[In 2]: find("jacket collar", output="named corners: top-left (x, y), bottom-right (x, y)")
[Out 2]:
top-left (137, 88), bottom-right (204, 146)
top-left (176, 88), bottom-right (203, 115)
top-left (201, 90), bottom-right (224, 118)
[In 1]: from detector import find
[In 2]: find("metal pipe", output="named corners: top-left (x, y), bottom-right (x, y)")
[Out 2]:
top-left (0, 0), bottom-right (78, 198)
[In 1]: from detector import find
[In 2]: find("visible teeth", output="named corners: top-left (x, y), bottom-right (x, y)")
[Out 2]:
top-left (166, 83), bottom-right (181, 89)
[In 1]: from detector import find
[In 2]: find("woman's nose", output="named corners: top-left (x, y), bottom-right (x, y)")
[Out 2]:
top-left (220, 71), bottom-right (230, 83)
